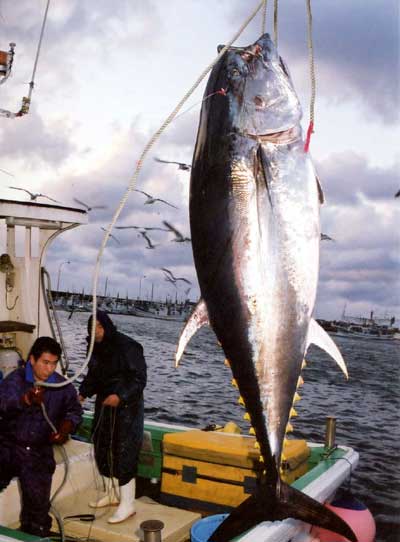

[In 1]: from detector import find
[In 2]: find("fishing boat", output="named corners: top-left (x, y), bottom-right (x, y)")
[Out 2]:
top-left (0, 200), bottom-right (374, 542)
top-left (317, 319), bottom-right (398, 341)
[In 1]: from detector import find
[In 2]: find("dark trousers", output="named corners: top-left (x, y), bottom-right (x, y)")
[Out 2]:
top-left (0, 440), bottom-right (55, 537)
top-left (92, 400), bottom-right (144, 486)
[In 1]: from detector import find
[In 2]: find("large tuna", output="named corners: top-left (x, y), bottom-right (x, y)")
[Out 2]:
top-left (176, 33), bottom-right (356, 542)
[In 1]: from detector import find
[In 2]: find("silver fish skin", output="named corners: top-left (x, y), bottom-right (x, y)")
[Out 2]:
top-left (188, 33), bottom-right (357, 542)
top-left (191, 32), bottom-right (318, 476)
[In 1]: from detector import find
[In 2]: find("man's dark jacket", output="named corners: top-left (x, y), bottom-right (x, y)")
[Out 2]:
top-left (79, 310), bottom-right (147, 484)
top-left (0, 364), bottom-right (82, 448)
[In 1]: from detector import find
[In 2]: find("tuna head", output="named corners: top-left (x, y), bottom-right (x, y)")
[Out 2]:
top-left (216, 33), bottom-right (302, 136)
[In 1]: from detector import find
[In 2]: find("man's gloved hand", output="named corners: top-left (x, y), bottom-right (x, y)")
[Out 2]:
top-left (49, 419), bottom-right (74, 445)
top-left (21, 386), bottom-right (45, 406)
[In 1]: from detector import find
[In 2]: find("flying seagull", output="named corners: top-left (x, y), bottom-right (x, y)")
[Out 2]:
top-left (8, 186), bottom-right (59, 203)
top-left (100, 227), bottom-right (121, 245)
top-left (154, 157), bottom-right (191, 171)
top-left (134, 189), bottom-right (178, 209)
top-left (162, 220), bottom-right (191, 243)
top-left (164, 275), bottom-right (178, 289)
top-left (74, 198), bottom-right (107, 211)
top-left (1, 168), bottom-right (14, 177)
top-left (139, 231), bottom-right (159, 250)
top-left (395, 189), bottom-right (400, 198)
top-left (321, 233), bottom-right (335, 242)
top-left (161, 267), bottom-right (192, 285)
top-left (116, 225), bottom-right (169, 232)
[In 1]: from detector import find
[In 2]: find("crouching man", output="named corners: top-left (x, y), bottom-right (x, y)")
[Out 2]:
top-left (0, 336), bottom-right (82, 538)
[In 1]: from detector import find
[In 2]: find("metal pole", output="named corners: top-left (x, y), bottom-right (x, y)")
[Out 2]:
top-left (325, 415), bottom-right (336, 449)
top-left (57, 261), bottom-right (70, 293)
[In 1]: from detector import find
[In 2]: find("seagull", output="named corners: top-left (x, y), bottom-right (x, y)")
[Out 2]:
top-left (161, 267), bottom-right (192, 285)
top-left (116, 225), bottom-right (169, 232)
top-left (73, 198), bottom-right (107, 211)
top-left (164, 276), bottom-right (178, 289)
top-left (1, 168), bottom-right (14, 177)
top-left (154, 157), bottom-right (191, 171)
top-left (321, 233), bottom-right (335, 242)
top-left (100, 227), bottom-right (121, 245)
top-left (395, 189), bottom-right (400, 198)
top-left (8, 186), bottom-right (60, 203)
top-left (162, 220), bottom-right (191, 243)
top-left (134, 189), bottom-right (178, 209)
top-left (139, 231), bottom-right (159, 249)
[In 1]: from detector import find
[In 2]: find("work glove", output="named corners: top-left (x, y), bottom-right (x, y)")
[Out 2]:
top-left (50, 419), bottom-right (74, 445)
top-left (21, 386), bottom-right (45, 406)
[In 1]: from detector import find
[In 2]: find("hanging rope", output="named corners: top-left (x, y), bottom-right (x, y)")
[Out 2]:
top-left (39, 0), bottom-right (269, 390)
top-left (261, 0), bottom-right (268, 34)
top-left (273, 0), bottom-right (278, 47)
top-left (304, 0), bottom-right (316, 152)
top-left (0, 0), bottom-right (51, 118)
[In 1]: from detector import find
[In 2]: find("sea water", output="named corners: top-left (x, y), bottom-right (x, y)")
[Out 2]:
top-left (58, 310), bottom-right (400, 542)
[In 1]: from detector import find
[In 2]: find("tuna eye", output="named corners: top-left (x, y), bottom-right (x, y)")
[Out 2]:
top-left (254, 96), bottom-right (265, 108)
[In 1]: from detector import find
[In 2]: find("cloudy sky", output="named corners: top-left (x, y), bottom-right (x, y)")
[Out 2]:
top-left (0, 0), bottom-right (399, 320)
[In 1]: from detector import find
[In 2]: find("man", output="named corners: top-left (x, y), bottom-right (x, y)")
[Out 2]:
top-left (78, 310), bottom-right (147, 524)
top-left (0, 336), bottom-right (82, 538)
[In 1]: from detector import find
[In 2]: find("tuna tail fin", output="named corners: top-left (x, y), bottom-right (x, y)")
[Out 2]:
top-left (175, 299), bottom-right (209, 367)
top-left (208, 480), bottom-right (357, 542)
top-left (307, 318), bottom-right (349, 378)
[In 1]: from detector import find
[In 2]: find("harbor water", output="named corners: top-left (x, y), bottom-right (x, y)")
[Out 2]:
top-left (58, 310), bottom-right (400, 542)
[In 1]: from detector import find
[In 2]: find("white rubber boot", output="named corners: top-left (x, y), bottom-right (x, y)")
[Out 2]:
top-left (107, 479), bottom-right (136, 523)
top-left (89, 477), bottom-right (120, 508)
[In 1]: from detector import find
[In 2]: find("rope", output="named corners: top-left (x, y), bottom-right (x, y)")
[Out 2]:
top-left (261, 0), bottom-right (268, 34)
top-left (38, 0), bottom-right (270, 390)
top-left (304, 0), bottom-right (316, 152)
top-left (273, 0), bottom-right (278, 47)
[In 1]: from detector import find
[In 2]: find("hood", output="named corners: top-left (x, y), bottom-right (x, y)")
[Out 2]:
top-left (87, 310), bottom-right (117, 343)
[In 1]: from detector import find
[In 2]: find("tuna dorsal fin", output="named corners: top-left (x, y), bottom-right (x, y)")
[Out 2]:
top-left (175, 299), bottom-right (209, 367)
top-left (307, 318), bottom-right (349, 378)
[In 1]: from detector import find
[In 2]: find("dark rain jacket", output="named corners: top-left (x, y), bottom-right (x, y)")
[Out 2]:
top-left (0, 363), bottom-right (82, 450)
top-left (0, 364), bottom-right (82, 537)
top-left (79, 311), bottom-right (147, 484)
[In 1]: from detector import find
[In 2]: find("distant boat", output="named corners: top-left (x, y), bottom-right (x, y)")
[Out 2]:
top-left (318, 320), bottom-right (398, 341)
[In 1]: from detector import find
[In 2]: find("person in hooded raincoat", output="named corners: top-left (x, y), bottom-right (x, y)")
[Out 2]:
top-left (78, 310), bottom-right (147, 524)
top-left (0, 336), bottom-right (82, 538)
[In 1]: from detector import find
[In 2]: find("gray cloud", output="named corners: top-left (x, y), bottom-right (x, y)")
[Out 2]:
top-left (0, 109), bottom-right (76, 167)
top-left (233, 0), bottom-right (399, 124)
top-left (317, 152), bottom-right (400, 205)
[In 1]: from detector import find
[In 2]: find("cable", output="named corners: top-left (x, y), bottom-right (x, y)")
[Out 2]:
top-left (24, 0), bottom-right (51, 110)
top-left (41, 267), bottom-right (69, 375)
top-left (273, 0), bottom-right (278, 47)
top-left (37, 0), bottom-right (271, 391)
top-left (261, 0), bottom-right (268, 34)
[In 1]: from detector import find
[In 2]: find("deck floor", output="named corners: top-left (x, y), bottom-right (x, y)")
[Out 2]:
top-left (50, 490), bottom-right (200, 542)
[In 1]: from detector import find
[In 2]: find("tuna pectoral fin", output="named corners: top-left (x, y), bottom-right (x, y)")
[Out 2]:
top-left (209, 481), bottom-right (357, 542)
top-left (175, 299), bottom-right (209, 367)
top-left (307, 318), bottom-right (349, 378)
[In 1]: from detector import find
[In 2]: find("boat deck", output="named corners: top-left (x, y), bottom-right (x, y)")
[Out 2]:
top-left (50, 492), bottom-right (199, 542)
top-left (4, 440), bottom-right (200, 542)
